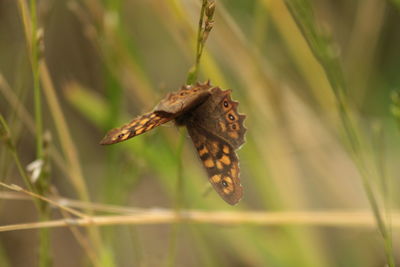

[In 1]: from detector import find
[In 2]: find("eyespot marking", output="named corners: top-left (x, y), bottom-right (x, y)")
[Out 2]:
top-left (221, 177), bottom-right (234, 194)
top-left (224, 177), bottom-right (233, 184)
top-left (226, 112), bottom-right (238, 122)
top-left (116, 129), bottom-right (130, 139)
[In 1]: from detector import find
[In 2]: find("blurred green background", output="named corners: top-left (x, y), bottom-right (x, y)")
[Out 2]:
top-left (1, 0), bottom-right (400, 266)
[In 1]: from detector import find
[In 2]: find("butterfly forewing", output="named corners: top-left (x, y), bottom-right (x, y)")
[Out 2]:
top-left (100, 84), bottom-right (213, 145)
top-left (100, 111), bottom-right (173, 145)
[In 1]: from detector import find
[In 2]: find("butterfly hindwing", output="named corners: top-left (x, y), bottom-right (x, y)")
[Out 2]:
top-left (213, 88), bottom-right (246, 149)
top-left (100, 111), bottom-right (173, 145)
top-left (190, 87), bottom-right (246, 149)
top-left (187, 125), bottom-right (243, 205)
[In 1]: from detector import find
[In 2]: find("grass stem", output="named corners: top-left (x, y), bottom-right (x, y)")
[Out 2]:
top-left (186, 0), bottom-right (214, 85)
top-left (29, 0), bottom-right (43, 161)
top-left (284, 1), bottom-right (395, 266)
top-left (1, 210), bottom-right (400, 232)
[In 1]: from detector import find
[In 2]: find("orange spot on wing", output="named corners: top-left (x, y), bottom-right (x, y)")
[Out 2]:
top-left (135, 127), bottom-right (145, 135)
top-left (219, 121), bottom-right (226, 132)
top-left (211, 174), bottom-right (221, 183)
top-left (204, 158), bottom-right (215, 168)
top-left (128, 121), bottom-right (139, 128)
top-left (145, 124), bottom-right (155, 131)
top-left (231, 165), bottom-right (238, 178)
top-left (139, 118), bottom-right (150, 125)
top-left (216, 161), bottom-right (223, 170)
top-left (211, 142), bottom-right (219, 154)
top-left (228, 131), bottom-right (239, 139)
top-left (220, 155), bottom-right (231, 165)
top-left (223, 187), bottom-right (233, 194)
top-left (222, 145), bottom-right (230, 154)
top-left (198, 147), bottom-right (208, 157)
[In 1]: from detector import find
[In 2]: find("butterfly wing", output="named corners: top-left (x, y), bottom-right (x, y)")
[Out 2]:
top-left (100, 83), bottom-right (213, 145)
top-left (194, 87), bottom-right (246, 149)
top-left (100, 111), bottom-right (173, 145)
top-left (187, 125), bottom-right (243, 205)
top-left (184, 86), bottom-right (246, 205)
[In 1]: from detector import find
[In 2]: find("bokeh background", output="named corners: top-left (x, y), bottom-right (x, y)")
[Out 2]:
top-left (1, 0), bottom-right (400, 266)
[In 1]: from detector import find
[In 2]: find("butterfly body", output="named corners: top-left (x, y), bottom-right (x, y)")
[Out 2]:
top-left (100, 81), bottom-right (246, 205)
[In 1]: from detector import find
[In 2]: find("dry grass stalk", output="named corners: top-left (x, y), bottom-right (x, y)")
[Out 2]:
top-left (1, 210), bottom-right (399, 233)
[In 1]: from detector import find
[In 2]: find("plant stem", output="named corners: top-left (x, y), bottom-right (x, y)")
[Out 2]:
top-left (29, 0), bottom-right (43, 160)
top-left (0, 115), bottom-right (33, 192)
top-left (1, 114), bottom-right (51, 267)
top-left (194, 0), bottom-right (208, 80)
top-left (25, 0), bottom-right (52, 265)
top-left (186, 0), bottom-right (209, 85)
top-left (284, 1), bottom-right (395, 266)
top-left (167, 1), bottom-right (213, 265)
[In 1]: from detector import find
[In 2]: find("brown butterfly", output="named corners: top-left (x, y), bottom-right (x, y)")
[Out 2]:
top-left (100, 81), bottom-right (246, 205)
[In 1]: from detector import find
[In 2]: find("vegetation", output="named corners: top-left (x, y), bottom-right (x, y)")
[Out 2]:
top-left (0, 0), bottom-right (399, 266)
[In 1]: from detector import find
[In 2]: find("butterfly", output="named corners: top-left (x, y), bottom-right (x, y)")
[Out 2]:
top-left (100, 81), bottom-right (246, 205)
